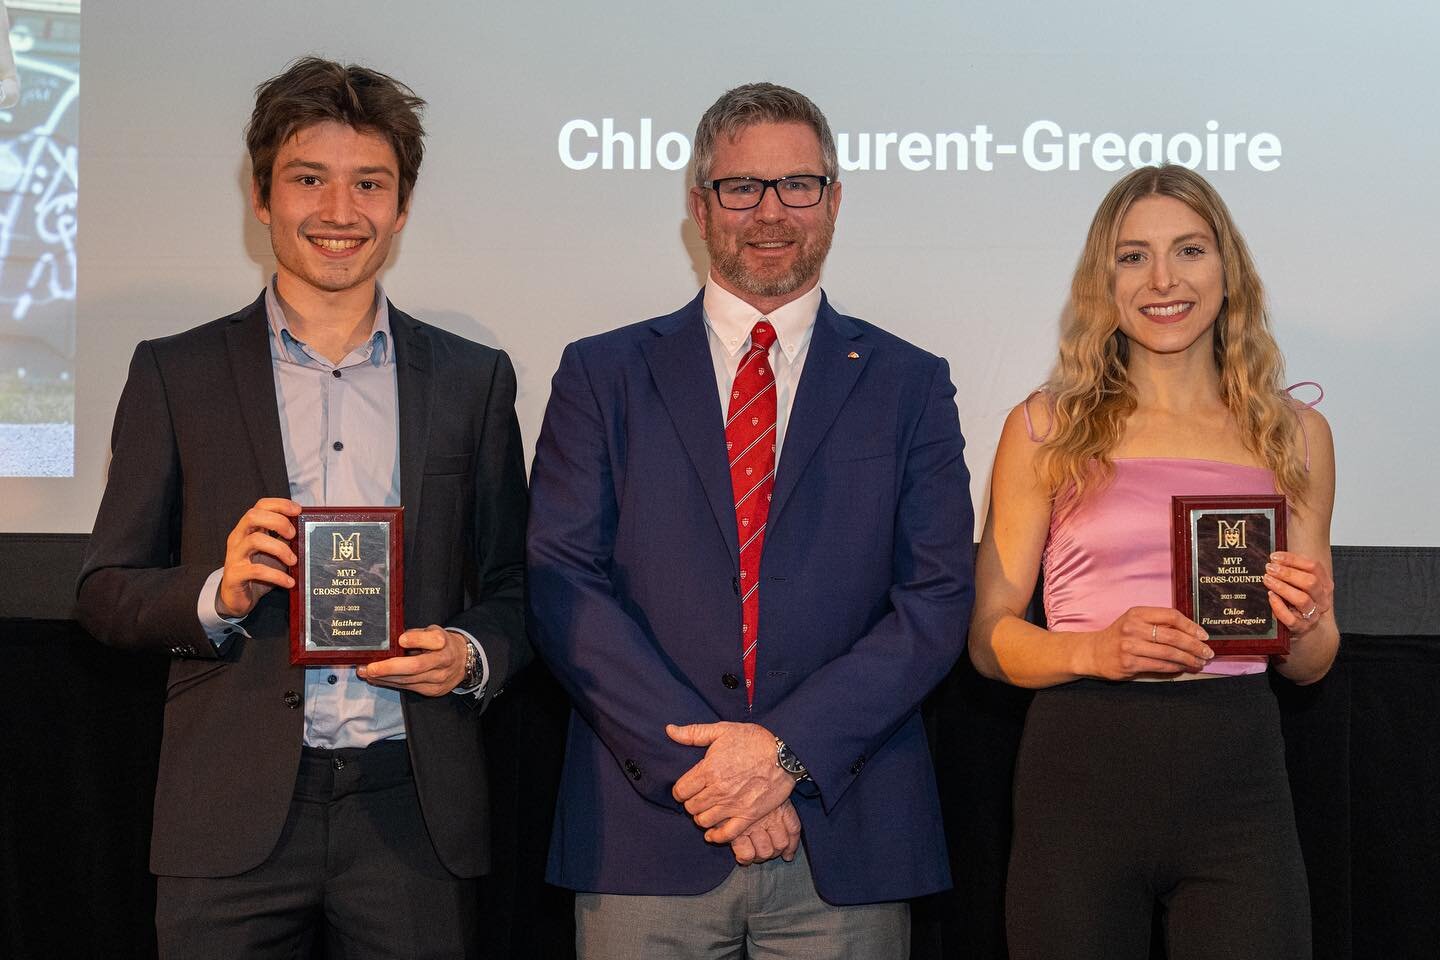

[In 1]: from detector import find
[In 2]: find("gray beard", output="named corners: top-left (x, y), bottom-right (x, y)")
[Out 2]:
top-left (707, 220), bottom-right (834, 300)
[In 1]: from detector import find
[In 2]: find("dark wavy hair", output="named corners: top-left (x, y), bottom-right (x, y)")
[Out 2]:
top-left (247, 57), bottom-right (426, 213)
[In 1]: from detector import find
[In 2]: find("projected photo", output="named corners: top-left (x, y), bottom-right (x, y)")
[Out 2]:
top-left (0, 1), bottom-right (78, 478)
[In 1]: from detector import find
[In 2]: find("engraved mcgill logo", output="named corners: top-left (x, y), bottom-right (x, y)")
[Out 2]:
top-left (331, 531), bottom-right (361, 563)
top-left (1217, 518), bottom-right (1246, 550)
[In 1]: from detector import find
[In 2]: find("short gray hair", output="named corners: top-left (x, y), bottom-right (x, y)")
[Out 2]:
top-left (691, 82), bottom-right (838, 187)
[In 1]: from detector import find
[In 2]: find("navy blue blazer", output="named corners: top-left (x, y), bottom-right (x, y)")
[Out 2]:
top-left (527, 290), bottom-right (974, 905)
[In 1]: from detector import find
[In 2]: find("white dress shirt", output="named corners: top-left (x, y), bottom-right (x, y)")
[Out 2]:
top-left (701, 275), bottom-right (821, 461)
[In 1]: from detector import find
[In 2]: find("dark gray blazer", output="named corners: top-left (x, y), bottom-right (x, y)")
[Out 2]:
top-left (77, 293), bottom-right (528, 878)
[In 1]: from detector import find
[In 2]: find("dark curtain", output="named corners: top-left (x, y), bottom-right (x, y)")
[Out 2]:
top-left (4, 543), bottom-right (1438, 959)
top-left (8, 622), bottom-right (1438, 960)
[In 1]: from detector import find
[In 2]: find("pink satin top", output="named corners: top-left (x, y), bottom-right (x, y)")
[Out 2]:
top-left (1042, 458), bottom-right (1273, 677)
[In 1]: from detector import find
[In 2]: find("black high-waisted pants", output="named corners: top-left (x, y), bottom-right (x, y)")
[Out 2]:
top-left (1006, 674), bottom-right (1311, 960)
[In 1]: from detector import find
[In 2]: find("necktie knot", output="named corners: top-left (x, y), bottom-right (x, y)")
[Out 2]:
top-left (749, 321), bottom-right (777, 352)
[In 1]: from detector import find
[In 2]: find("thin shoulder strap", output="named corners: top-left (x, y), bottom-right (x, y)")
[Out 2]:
top-left (1022, 390), bottom-right (1052, 443)
top-left (1285, 381), bottom-right (1324, 471)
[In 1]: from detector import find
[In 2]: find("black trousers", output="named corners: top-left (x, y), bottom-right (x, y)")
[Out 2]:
top-left (156, 740), bottom-right (479, 960)
top-left (1006, 674), bottom-right (1310, 960)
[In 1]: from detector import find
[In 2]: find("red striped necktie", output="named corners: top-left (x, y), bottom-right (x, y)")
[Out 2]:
top-left (725, 320), bottom-right (778, 706)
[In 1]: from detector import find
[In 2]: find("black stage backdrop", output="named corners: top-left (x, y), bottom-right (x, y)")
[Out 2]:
top-left (2, 542), bottom-right (1437, 959)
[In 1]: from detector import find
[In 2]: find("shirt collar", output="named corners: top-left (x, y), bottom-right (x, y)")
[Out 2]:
top-left (264, 275), bottom-right (392, 367)
top-left (702, 273), bottom-right (821, 363)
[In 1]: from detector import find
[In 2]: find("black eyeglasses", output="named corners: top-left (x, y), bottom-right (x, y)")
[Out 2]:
top-left (701, 175), bottom-right (833, 210)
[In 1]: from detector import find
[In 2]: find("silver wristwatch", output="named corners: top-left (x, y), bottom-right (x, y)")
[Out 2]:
top-left (775, 737), bottom-right (810, 782)
top-left (457, 640), bottom-right (481, 692)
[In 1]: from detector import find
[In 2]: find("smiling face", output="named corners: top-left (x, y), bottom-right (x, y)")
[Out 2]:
top-left (688, 121), bottom-right (841, 314)
top-left (1111, 194), bottom-right (1225, 359)
top-left (252, 120), bottom-right (408, 300)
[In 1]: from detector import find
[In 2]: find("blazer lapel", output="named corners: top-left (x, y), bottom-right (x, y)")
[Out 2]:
top-left (639, 293), bottom-right (740, 565)
top-left (769, 296), bottom-right (868, 526)
top-left (224, 295), bottom-right (290, 498)
top-left (391, 305), bottom-right (432, 583)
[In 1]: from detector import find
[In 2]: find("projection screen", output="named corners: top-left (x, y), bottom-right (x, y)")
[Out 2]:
top-left (1, 0), bottom-right (1433, 548)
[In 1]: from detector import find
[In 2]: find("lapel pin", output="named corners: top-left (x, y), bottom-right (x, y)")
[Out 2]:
top-left (847, 351), bottom-right (860, 360)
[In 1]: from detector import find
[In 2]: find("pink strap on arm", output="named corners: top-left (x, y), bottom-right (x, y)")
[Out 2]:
top-left (1284, 381), bottom-right (1324, 471)
top-left (1022, 390), bottom-right (1051, 443)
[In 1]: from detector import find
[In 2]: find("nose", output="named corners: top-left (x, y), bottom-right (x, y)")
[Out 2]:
top-left (1148, 257), bottom-right (1176, 292)
top-left (319, 181), bottom-right (358, 224)
top-left (752, 181), bottom-right (788, 221)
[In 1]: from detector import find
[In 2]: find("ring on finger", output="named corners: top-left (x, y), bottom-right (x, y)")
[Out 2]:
top-left (1302, 605), bottom-right (1318, 620)
top-left (1151, 624), bottom-right (1157, 641)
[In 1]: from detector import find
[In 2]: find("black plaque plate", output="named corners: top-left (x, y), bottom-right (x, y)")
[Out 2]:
top-left (1171, 495), bottom-right (1288, 655)
top-left (289, 507), bottom-right (404, 666)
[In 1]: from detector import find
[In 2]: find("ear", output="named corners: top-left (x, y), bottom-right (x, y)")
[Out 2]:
top-left (825, 178), bottom-right (842, 222)
top-left (688, 185), bottom-right (711, 241)
top-left (250, 178), bottom-right (271, 226)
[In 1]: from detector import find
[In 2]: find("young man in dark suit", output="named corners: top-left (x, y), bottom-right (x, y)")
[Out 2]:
top-left (528, 82), bottom-right (975, 958)
top-left (76, 58), bottom-right (527, 959)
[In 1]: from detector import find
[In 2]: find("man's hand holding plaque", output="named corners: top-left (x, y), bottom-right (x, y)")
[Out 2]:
top-left (218, 501), bottom-right (469, 681)
top-left (216, 498), bottom-right (302, 620)
top-left (357, 625), bottom-right (471, 697)
top-left (288, 506), bottom-right (404, 666)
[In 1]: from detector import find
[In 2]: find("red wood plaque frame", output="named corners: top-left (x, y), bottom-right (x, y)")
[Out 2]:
top-left (1171, 494), bottom-right (1289, 656)
top-left (288, 506), bottom-right (405, 666)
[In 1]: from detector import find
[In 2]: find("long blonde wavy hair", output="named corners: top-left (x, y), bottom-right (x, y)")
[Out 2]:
top-left (1036, 165), bottom-right (1309, 504)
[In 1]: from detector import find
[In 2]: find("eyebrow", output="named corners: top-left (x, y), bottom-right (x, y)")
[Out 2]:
top-left (1116, 232), bottom-right (1213, 248)
top-left (713, 171), bottom-right (825, 180)
top-left (279, 159), bottom-right (396, 177)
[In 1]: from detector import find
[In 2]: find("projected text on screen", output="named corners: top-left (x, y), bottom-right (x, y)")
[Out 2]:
top-left (559, 118), bottom-right (1282, 174)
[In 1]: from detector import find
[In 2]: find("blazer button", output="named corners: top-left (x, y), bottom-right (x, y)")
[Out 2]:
top-left (850, 756), bottom-right (867, 775)
top-left (283, 691), bottom-right (300, 709)
top-left (721, 673), bottom-right (739, 690)
top-left (623, 758), bottom-right (642, 781)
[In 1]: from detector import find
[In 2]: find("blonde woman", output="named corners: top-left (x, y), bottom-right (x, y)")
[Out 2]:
top-left (969, 164), bottom-right (1337, 959)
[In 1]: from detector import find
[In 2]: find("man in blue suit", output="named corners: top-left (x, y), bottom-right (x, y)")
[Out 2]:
top-left (528, 83), bottom-right (974, 958)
